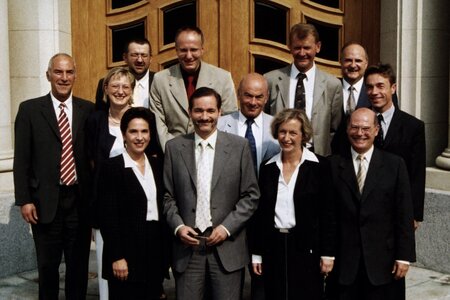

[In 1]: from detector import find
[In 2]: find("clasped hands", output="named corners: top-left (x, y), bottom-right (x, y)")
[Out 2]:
top-left (177, 225), bottom-right (227, 246)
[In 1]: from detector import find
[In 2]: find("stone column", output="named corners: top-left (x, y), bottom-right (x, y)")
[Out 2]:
top-left (0, 0), bottom-right (14, 192)
top-left (435, 49), bottom-right (450, 171)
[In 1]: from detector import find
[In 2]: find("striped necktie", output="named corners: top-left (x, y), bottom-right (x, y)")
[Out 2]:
top-left (58, 103), bottom-right (76, 185)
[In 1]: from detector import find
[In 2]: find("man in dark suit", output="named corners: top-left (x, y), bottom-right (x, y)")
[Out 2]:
top-left (264, 23), bottom-right (343, 156)
top-left (163, 87), bottom-right (260, 300)
top-left (332, 42), bottom-right (370, 155)
top-left (14, 53), bottom-right (94, 299)
top-left (95, 38), bottom-right (155, 110)
top-left (329, 108), bottom-right (416, 300)
top-left (365, 63), bottom-right (426, 229)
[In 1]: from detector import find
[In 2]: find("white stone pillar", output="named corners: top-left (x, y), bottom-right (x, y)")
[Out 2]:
top-left (435, 49), bottom-right (450, 171)
top-left (0, 0), bottom-right (14, 192)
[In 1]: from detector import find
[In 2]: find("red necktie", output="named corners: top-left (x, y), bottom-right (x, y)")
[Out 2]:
top-left (187, 75), bottom-right (196, 100)
top-left (58, 103), bottom-right (76, 185)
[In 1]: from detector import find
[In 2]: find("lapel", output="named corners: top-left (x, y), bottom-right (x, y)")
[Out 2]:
top-left (276, 66), bottom-right (291, 110)
top-left (338, 151), bottom-right (361, 201)
top-left (197, 61), bottom-right (213, 88)
top-left (40, 94), bottom-right (61, 140)
top-left (312, 68), bottom-right (326, 114)
top-left (357, 84), bottom-right (371, 108)
top-left (360, 148), bottom-right (384, 202)
top-left (223, 112), bottom-right (239, 134)
top-left (383, 108), bottom-right (401, 147)
top-left (210, 131), bottom-right (232, 191)
top-left (71, 97), bottom-right (85, 144)
top-left (179, 133), bottom-right (197, 188)
top-left (168, 65), bottom-right (190, 116)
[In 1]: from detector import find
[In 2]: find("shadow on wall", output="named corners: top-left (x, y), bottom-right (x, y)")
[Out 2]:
top-left (0, 200), bottom-right (36, 278)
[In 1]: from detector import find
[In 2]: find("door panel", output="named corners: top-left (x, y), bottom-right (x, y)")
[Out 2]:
top-left (71, 0), bottom-right (379, 100)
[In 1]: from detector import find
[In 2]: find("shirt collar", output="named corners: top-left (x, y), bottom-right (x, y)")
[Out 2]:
top-left (123, 150), bottom-right (149, 169)
top-left (343, 77), bottom-right (364, 94)
top-left (290, 62), bottom-right (316, 82)
top-left (135, 69), bottom-right (149, 86)
top-left (51, 92), bottom-right (73, 110)
top-left (194, 129), bottom-right (218, 149)
top-left (378, 103), bottom-right (395, 123)
top-left (266, 146), bottom-right (319, 166)
top-left (351, 145), bottom-right (374, 162)
top-left (238, 110), bottom-right (263, 128)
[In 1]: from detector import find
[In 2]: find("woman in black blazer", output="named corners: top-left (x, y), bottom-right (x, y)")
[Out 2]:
top-left (251, 109), bottom-right (337, 300)
top-left (98, 107), bottom-right (167, 299)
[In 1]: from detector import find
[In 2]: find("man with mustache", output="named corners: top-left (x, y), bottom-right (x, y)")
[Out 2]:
top-left (95, 38), bottom-right (155, 110)
top-left (150, 26), bottom-right (238, 150)
top-left (264, 23), bottom-right (343, 156)
top-left (163, 87), bottom-right (259, 300)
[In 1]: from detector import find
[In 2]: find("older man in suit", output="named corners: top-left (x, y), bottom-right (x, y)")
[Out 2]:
top-left (218, 73), bottom-right (279, 174)
top-left (264, 23), bottom-right (343, 156)
top-left (329, 108), bottom-right (415, 300)
top-left (95, 38), bottom-right (155, 111)
top-left (14, 53), bottom-right (94, 299)
top-left (218, 73), bottom-right (279, 300)
top-left (365, 63), bottom-right (426, 229)
top-left (150, 26), bottom-right (238, 150)
top-left (163, 87), bottom-right (259, 300)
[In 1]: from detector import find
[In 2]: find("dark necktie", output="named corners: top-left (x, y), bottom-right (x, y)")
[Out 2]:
top-left (294, 73), bottom-right (307, 110)
top-left (186, 75), bottom-right (195, 100)
top-left (375, 113), bottom-right (385, 147)
top-left (58, 103), bottom-right (76, 185)
top-left (245, 118), bottom-right (257, 173)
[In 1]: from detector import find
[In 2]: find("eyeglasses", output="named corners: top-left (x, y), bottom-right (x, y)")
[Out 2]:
top-left (348, 125), bottom-right (375, 133)
top-left (109, 84), bottom-right (132, 92)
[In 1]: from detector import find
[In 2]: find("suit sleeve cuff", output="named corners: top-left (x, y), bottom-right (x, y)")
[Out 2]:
top-left (219, 224), bottom-right (231, 237)
top-left (174, 224), bottom-right (184, 236)
top-left (252, 255), bottom-right (262, 264)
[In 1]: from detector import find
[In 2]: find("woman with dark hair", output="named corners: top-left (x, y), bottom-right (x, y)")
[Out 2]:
top-left (251, 108), bottom-right (336, 300)
top-left (98, 107), bottom-right (167, 299)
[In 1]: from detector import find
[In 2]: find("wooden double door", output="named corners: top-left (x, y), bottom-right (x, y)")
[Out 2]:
top-left (72, 0), bottom-right (380, 101)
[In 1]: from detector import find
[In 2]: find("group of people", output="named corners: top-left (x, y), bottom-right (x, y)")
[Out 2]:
top-left (13, 22), bottom-right (425, 300)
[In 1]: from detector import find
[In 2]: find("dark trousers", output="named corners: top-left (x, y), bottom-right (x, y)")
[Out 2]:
top-left (108, 280), bottom-right (161, 300)
top-left (31, 185), bottom-right (91, 300)
top-left (339, 260), bottom-right (406, 300)
top-left (264, 231), bottom-right (323, 300)
top-left (174, 228), bottom-right (244, 300)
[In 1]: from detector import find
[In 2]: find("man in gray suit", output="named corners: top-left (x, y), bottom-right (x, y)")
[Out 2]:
top-left (264, 23), bottom-right (343, 156)
top-left (218, 73), bottom-right (279, 174)
top-left (163, 87), bottom-right (260, 300)
top-left (150, 26), bottom-right (238, 150)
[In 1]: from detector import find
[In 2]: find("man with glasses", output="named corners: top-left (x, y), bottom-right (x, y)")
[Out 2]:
top-left (95, 38), bottom-right (155, 110)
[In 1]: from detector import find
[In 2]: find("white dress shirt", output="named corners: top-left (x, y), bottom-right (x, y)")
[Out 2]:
top-left (342, 77), bottom-right (364, 114)
top-left (377, 103), bottom-right (395, 135)
top-left (132, 69), bottom-right (150, 108)
top-left (108, 125), bottom-right (124, 158)
top-left (289, 63), bottom-right (316, 120)
top-left (123, 151), bottom-right (159, 221)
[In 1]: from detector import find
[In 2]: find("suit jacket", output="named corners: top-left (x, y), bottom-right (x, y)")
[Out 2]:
top-left (331, 82), bottom-right (371, 155)
top-left (380, 109), bottom-right (426, 221)
top-left (13, 94), bottom-right (94, 224)
top-left (264, 65), bottom-right (343, 156)
top-left (329, 149), bottom-right (416, 286)
top-left (252, 153), bottom-right (336, 260)
top-left (150, 62), bottom-right (238, 150)
top-left (217, 111), bottom-right (280, 171)
top-left (163, 131), bottom-right (260, 273)
top-left (94, 71), bottom-right (155, 111)
top-left (98, 154), bottom-right (167, 282)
